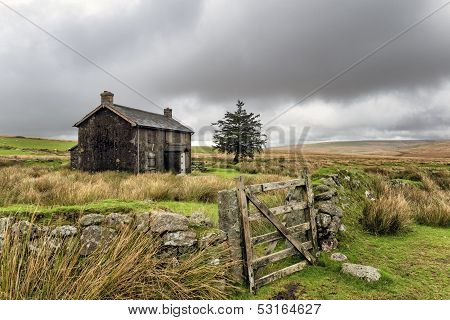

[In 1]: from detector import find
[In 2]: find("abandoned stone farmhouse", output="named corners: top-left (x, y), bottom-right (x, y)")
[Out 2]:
top-left (70, 91), bottom-right (193, 174)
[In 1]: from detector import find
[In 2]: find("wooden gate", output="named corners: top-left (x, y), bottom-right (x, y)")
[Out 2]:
top-left (237, 171), bottom-right (318, 293)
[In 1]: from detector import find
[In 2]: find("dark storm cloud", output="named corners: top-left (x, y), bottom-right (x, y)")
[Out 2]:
top-left (0, 0), bottom-right (449, 141)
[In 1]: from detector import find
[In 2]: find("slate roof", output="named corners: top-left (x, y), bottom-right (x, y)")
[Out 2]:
top-left (74, 104), bottom-right (194, 133)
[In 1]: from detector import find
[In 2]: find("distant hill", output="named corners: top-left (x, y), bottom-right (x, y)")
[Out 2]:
top-left (270, 140), bottom-right (450, 158)
top-left (0, 136), bottom-right (76, 156)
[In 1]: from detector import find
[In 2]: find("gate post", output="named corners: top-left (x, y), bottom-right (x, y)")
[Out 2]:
top-left (218, 188), bottom-right (245, 282)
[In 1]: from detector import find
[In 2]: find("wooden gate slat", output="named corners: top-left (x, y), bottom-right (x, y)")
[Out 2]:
top-left (303, 170), bottom-right (319, 253)
top-left (238, 177), bottom-right (256, 294)
top-left (245, 178), bottom-right (306, 194)
top-left (253, 241), bottom-right (313, 269)
top-left (255, 261), bottom-right (307, 289)
top-left (245, 191), bottom-right (316, 264)
top-left (248, 202), bottom-right (307, 222)
top-left (251, 222), bottom-right (310, 245)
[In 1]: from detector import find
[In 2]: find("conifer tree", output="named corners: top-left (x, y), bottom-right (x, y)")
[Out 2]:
top-left (212, 100), bottom-right (266, 163)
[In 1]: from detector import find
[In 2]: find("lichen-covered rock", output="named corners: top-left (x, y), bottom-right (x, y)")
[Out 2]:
top-left (135, 212), bottom-right (150, 233)
top-left (317, 213), bottom-right (332, 228)
top-left (321, 177), bottom-right (337, 187)
top-left (199, 230), bottom-right (227, 248)
top-left (320, 238), bottom-right (338, 252)
top-left (314, 189), bottom-right (337, 201)
top-left (328, 216), bottom-right (341, 234)
top-left (80, 226), bottom-right (116, 255)
top-left (313, 184), bottom-right (330, 193)
top-left (0, 217), bottom-right (16, 238)
top-left (79, 214), bottom-right (105, 227)
top-left (28, 238), bottom-right (62, 253)
top-left (188, 212), bottom-right (213, 228)
top-left (105, 213), bottom-right (132, 229)
top-left (341, 263), bottom-right (381, 282)
top-left (51, 225), bottom-right (77, 238)
top-left (150, 211), bottom-right (188, 234)
top-left (11, 221), bottom-right (39, 239)
top-left (162, 230), bottom-right (197, 247)
top-left (317, 201), bottom-right (343, 217)
top-left (330, 252), bottom-right (348, 262)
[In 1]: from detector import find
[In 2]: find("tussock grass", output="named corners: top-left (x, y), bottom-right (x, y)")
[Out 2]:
top-left (0, 225), bottom-right (234, 300)
top-left (0, 167), bottom-right (285, 206)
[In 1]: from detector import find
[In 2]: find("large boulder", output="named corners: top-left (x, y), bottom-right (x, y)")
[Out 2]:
top-left (80, 226), bottom-right (116, 255)
top-left (51, 225), bottom-right (77, 238)
top-left (150, 211), bottom-right (189, 234)
top-left (105, 213), bottom-right (132, 229)
top-left (79, 214), bottom-right (105, 227)
top-left (188, 212), bottom-right (213, 228)
top-left (162, 230), bottom-right (197, 247)
top-left (317, 201), bottom-right (343, 217)
top-left (341, 263), bottom-right (381, 282)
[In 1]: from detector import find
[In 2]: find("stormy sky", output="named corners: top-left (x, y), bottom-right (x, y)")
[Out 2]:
top-left (0, 0), bottom-right (449, 145)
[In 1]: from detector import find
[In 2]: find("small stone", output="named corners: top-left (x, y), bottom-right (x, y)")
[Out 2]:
top-left (0, 217), bottom-right (16, 238)
top-left (330, 252), bottom-right (348, 262)
top-left (11, 221), bottom-right (39, 239)
top-left (317, 213), bottom-right (332, 228)
top-left (135, 212), bottom-right (150, 233)
top-left (199, 230), bottom-right (227, 248)
top-left (339, 224), bottom-right (347, 232)
top-left (313, 184), bottom-right (330, 193)
top-left (314, 189), bottom-right (337, 202)
top-left (51, 225), bottom-right (77, 238)
top-left (317, 201), bottom-right (343, 217)
top-left (188, 212), bottom-right (213, 228)
top-left (79, 214), bottom-right (105, 227)
top-left (365, 191), bottom-right (376, 201)
top-left (162, 230), bottom-right (197, 247)
top-left (105, 213), bottom-right (132, 229)
top-left (80, 226), bottom-right (116, 255)
top-left (344, 176), bottom-right (351, 182)
top-left (150, 211), bottom-right (189, 234)
top-left (320, 238), bottom-right (338, 252)
top-left (210, 258), bottom-right (220, 266)
top-left (341, 263), bottom-right (381, 282)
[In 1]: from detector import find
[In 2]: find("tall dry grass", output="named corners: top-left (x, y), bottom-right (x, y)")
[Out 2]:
top-left (0, 224), bottom-right (234, 300)
top-left (361, 178), bottom-right (412, 235)
top-left (0, 166), bottom-right (285, 206)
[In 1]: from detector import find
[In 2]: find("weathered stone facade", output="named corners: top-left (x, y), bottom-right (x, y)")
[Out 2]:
top-left (70, 91), bottom-right (193, 174)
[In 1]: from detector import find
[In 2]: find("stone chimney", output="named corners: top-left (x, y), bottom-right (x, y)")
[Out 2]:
top-left (164, 107), bottom-right (172, 118)
top-left (100, 91), bottom-right (114, 105)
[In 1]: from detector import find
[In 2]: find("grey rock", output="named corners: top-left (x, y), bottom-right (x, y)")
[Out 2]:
top-left (199, 230), bottom-right (227, 248)
top-left (313, 184), bottom-right (330, 193)
top-left (188, 212), bottom-right (213, 228)
top-left (320, 238), bottom-right (338, 252)
top-left (317, 201), bottom-right (343, 217)
top-left (11, 221), bottom-right (39, 239)
top-left (330, 252), bottom-right (348, 262)
top-left (150, 211), bottom-right (188, 234)
top-left (210, 258), bottom-right (220, 266)
top-left (328, 216), bottom-right (341, 233)
top-left (0, 217), bottom-right (16, 238)
top-left (365, 191), bottom-right (376, 201)
top-left (79, 214), bottom-right (105, 227)
top-left (321, 177), bottom-right (337, 187)
top-left (51, 225), bottom-right (77, 238)
top-left (162, 230), bottom-right (197, 247)
top-left (314, 189), bottom-right (337, 201)
top-left (339, 224), bottom-right (347, 233)
top-left (105, 213), bottom-right (132, 229)
top-left (135, 212), bottom-right (150, 233)
top-left (317, 213), bottom-right (332, 228)
top-left (341, 263), bottom-right (381, 282)
top-left (80, 226), bottom-right (116, 255)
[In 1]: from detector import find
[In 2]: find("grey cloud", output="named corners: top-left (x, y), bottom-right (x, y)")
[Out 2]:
top-left (0, 0), bottom-right (449, 141)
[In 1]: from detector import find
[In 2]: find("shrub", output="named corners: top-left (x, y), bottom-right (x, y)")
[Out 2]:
top-left (0, 225), bottom-right (235, 300)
